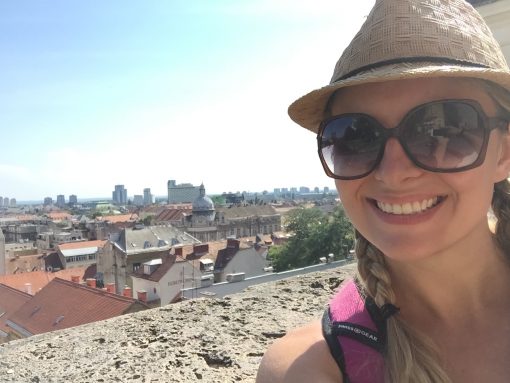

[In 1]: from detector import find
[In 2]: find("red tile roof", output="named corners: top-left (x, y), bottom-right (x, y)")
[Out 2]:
top-left (155, 208), bottom-right (190, 222)
top-left (7, 278), bottom-right (147, 336)
top-left (0, 284), bottom-right (31, 335)
top-left (58, 240), bottom-right (107, 251)
top-left (99, 214), bottom-right (138, 223)
top-left (0, 266), bottom-right (92, 295)
top-left (46, 212), bottom-right (72, 221)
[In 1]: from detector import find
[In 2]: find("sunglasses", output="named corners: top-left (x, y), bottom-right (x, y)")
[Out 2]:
top-left (318, 99), bottom-right (509, 180)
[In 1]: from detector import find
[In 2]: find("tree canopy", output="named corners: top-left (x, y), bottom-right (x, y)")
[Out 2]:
top-left (268, 205), bottom-right (354, 272)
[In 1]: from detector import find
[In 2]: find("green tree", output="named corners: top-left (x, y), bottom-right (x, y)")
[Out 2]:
top-left (269, 205), bottom-right (354, 272)
top-left (142, 215), bottom-right (154, 226)
top-left (211, 195), bottom-right (226, 206)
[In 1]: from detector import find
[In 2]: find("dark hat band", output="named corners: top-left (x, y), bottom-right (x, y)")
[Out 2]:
top-left (333, 56), bottom-right (491, 84)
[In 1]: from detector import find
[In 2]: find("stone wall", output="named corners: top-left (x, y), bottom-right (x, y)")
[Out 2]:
top-left (0, 264), bottom-right (356, 383)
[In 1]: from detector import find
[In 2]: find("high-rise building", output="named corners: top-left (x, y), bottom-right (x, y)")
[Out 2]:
top-left (69, 195), bottom-right (78, 205)
top-left (167, 180), bottom-right (200, 204)
top-left (112, 185), bottom-right (128, 205)
top-left (56, 195), bottom-right (66, 207)
top-left (0, 197), bottom-right (3, 207)
top-left (324, 186), bottom-right (330, 193)
top-left (133, 195), bottom-right (144, 206)
top-left (143, 188), bottom-right (153, 206)
top-left (9, 198), bottom-right (16, 207)
top-left (44, 197), bottom-right (53, 206)
top-left (3, 197), bottom-right (8, 206)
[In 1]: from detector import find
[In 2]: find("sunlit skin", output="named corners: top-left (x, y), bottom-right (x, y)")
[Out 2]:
top-left (332, 78), bottom-right (509, 264)
top-left (257, 78), bottom-right (510, 382)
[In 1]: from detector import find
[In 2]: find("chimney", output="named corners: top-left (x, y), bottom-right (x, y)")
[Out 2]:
top-left (227, 238), bottom-right (240, 249)
top-left (71, 275), bottom-right (80, 283)
top-left (86, 278), bottom-right (96, 288)
top-left (193, 243), bottom-right (209, 255)
top-left (122, 286), bottom-right (132, 298)
top-left (105, 282), bottom-right (116, 294)
top-left (24, 282), bottom-right (32, 295)
top-left (137, 290), bottom-right (147, 302)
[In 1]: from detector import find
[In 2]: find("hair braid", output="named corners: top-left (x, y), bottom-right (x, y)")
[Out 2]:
top-left (355, 231), bottom-right (451, 382)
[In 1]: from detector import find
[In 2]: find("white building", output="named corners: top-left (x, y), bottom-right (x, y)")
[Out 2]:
top-left (131, 255), bottom-right (201, 306)
top-left (167, 180), bottom-right (200, 204)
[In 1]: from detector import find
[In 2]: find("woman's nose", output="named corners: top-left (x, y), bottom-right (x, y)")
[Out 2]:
top-left (373, 138), bottom-right (423, 185)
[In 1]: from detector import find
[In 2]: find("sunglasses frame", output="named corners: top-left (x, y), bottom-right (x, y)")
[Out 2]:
top-left (317, 99), bottom-right (509, 180)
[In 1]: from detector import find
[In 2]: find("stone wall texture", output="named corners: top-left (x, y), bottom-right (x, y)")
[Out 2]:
top-left (0, 263), bottom-right (356, 383)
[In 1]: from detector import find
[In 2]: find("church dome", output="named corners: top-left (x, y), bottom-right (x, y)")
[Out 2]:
top-left (192, 184), bottom-right (214, 212)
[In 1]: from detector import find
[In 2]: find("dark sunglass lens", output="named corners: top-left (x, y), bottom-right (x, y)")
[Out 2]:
top-left (320, 116), bottom-right (384, 178)
top-left (403, 102), bottom-right (484, 170)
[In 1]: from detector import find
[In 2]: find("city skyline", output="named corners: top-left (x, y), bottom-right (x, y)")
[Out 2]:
top-left (1, 1), bottom-right (375, 200)
top-left (7, 182), bottom-right (335, 205)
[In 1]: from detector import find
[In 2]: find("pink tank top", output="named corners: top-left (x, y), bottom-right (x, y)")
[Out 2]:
top-left (322, 279), bottom-right (396, 383)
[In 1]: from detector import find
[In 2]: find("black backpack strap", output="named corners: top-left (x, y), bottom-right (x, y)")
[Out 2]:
top-left (321, 308), bottom-right (351, 383)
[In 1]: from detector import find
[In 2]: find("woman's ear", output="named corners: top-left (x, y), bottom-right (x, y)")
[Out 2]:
top-left (494, 125), bottom-right (510, 183)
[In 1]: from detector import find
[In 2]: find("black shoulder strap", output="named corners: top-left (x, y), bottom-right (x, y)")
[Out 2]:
top-left (321, 308), bottom-right (351, 383)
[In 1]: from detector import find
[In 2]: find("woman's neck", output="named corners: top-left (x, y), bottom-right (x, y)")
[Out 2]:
top-left (386, 225), bottom-right (510, 326)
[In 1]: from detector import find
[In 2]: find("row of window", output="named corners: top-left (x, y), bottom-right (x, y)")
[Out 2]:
top-left (66, 254), bottom-right (96, 263)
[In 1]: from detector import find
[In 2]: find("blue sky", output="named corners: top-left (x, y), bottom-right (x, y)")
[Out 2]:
top-left (0, 0), bottom-right (375, 202)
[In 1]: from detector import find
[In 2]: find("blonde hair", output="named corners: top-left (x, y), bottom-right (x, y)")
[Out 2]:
top-left (353, 79), bottom-right (510, 383)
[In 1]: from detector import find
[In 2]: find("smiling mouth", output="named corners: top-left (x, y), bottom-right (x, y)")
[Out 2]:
top-left (373, 196), bottom-right (445, 215)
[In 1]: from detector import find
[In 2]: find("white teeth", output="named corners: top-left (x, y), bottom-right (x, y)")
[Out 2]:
top-left (376, 197), bottom-right (440, 215)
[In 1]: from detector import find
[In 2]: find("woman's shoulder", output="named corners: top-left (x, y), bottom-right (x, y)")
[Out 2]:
top-left (256, 320), bottom-right (343, 383)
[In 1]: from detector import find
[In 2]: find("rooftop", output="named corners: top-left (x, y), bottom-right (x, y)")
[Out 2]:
top-left (0, 264), bottom-right (356, 382)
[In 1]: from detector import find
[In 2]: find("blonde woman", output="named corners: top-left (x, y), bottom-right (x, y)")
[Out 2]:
top-left (257, 0), bottom-right (510, 382)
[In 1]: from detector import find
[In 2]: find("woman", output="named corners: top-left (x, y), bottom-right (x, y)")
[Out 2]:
top-left (257, 0), bottom-right (510, 382)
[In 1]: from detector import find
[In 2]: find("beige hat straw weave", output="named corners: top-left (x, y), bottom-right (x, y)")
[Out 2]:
top-left (289, 0), bottom-right (510, 133)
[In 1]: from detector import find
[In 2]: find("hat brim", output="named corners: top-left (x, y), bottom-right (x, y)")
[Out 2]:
top-left (288, 62), bottom-right (510, 133)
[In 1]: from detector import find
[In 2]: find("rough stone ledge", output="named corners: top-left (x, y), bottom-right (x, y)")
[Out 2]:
top-left (0, 264), bottom-right (356, 383)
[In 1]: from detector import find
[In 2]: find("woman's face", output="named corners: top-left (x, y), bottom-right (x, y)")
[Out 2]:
top-left (330, 77), bottom-right (510, 261)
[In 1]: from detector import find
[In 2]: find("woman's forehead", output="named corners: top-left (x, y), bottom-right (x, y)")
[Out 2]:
top-left (329, 77), bottom-right (497, 117)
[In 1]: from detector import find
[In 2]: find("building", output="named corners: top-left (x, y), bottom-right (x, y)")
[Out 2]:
top-left (213, 238), bottom-right (270, 283)
top-left (143, 188), bottom-right (153, 206)
top-left (112, 185), bottom-right (128, 205)
top-left (43, 197), bottom-right (53, 206)
top-left (133, 195), bottom-right (144, 206)
top-left (131, 254), bottom-right (202, 306)
top-left (167, 180), bottom-right (200, 204)
top-left (56, 195), bottom-right (65, 207)
top-left (4, 278), bottom-right (148, 340)
top-left (0, 197), bottom-right (3, 207)
top-left (180, 185), bottom-right (281, 242)
top-left (0, 229), bottom-right (5, 276)
top-left (9, 198), bottom-right (16, 207)
top-left (97, 225), bottom-right (200, 294)
top-left (57, 240), bottom-right (107, 269)
top-left (69, 195), bottom-right (78, 205)
top-left (0, 284), bottom-right (31, 344)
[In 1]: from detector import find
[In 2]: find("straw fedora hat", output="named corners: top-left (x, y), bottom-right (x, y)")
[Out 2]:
top-left (289, 0), bottom-right (510, 133)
